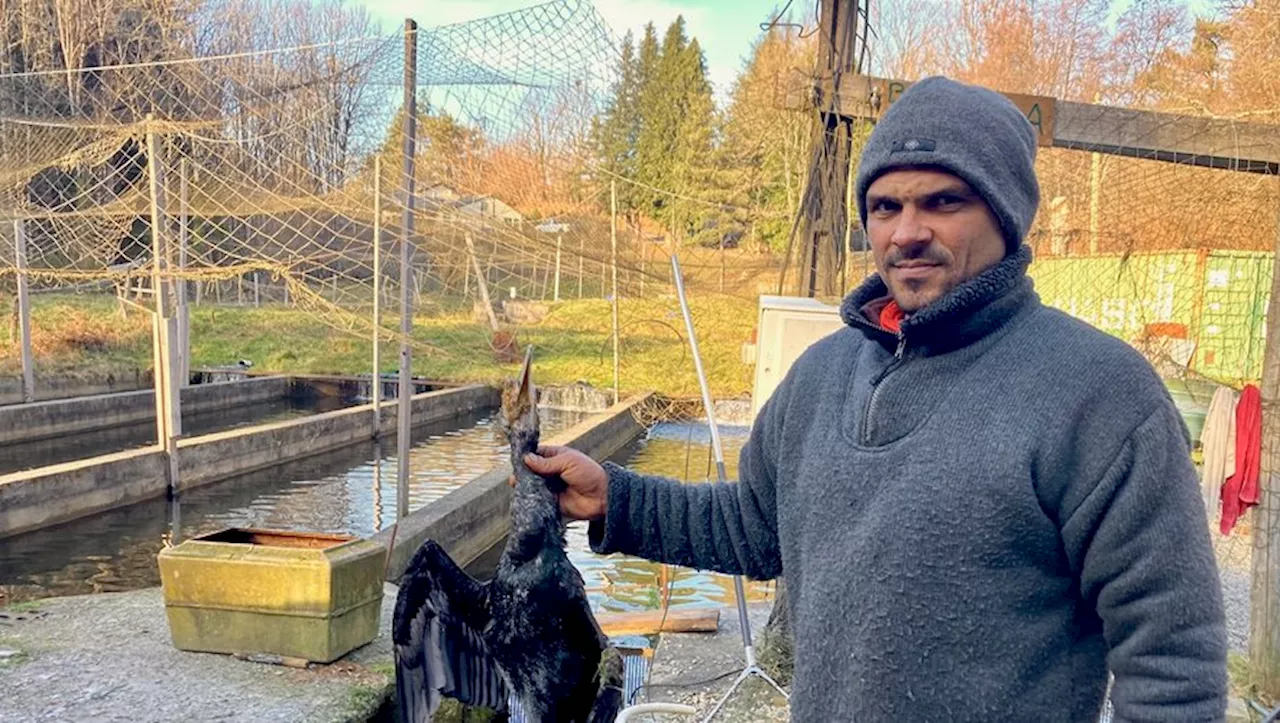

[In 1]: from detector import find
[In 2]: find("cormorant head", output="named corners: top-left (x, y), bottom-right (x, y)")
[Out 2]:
top-left (500, 345), bottom-right (539, 448)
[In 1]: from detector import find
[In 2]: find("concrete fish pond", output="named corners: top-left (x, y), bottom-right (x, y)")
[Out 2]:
top-left (0, 393), bottom-right (781, 722)
top-left (158, 528), bottom-right (386, 664)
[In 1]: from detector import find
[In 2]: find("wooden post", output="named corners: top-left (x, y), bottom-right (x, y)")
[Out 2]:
top-left (466, 234), bottom-right (499, 333)
top-left (1251, 176), bottom-right (1280, 696)
top-left (372, 156), bottom-right (383, 435)
top-left (145, 115), bottom-right (181, 493)
top-left (463, 253), bottom-right (470, 298)
top-left (397, 17), bottom-right (418, 523)
top-left (13, 219), bottom-right (34, 403)
top-left (578, 236), bottom-right (585, 298)
top-left (611, 180), bottom-right (620, 404)
top-left (553, 234), bottom-right (562, 302)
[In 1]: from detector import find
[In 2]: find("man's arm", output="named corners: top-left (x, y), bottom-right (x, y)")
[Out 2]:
top-left (527, 384), bottom-right (788, 582)
top-left (1061, 400), bottom-right (1228, 722)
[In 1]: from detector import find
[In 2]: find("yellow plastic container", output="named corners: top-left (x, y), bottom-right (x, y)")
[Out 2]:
top-left (158, 528), bottom-right (386, 663)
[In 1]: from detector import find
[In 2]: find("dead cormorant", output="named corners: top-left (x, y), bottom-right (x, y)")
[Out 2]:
top-left (393, 347), bottom-right (624, 723)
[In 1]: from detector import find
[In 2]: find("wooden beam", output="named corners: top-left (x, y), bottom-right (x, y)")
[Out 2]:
top-left (789, 73), bottom-right (1280, 174)
top-left (596, 607), bottom-right (720, 638)
top-left (1053, 99), bottom-right (1278, 173)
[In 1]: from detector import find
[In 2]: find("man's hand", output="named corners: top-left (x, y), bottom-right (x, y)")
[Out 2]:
top-left (508, 445), bottom-right (608, 521)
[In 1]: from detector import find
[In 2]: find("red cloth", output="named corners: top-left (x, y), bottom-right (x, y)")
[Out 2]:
top-left (1221, 384), bottom-right (1262, 535)
top-left (879, 300), bottom-right (906, 333)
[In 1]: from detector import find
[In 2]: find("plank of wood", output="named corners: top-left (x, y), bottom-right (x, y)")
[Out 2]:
top-left (597, 608), bottom-right (720, 638)
top-left (782, 72), bottom-right (1280, 174)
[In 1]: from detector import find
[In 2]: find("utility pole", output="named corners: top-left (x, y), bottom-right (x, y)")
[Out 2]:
top-left (795, 0), bottom-right (869, 298)
top-left (396, 18), bottom-right (418, 523)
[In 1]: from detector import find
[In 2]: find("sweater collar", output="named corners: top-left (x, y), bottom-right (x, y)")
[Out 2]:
top-left (839, 244), bottom-right (1036, 356)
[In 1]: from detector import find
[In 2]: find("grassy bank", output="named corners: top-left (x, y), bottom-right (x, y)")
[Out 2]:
top-left (0, 293), bottom-right (759, 399)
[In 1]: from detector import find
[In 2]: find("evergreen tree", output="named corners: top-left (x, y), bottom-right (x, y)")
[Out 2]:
top-left (591, 31), bottom-right (642, 218)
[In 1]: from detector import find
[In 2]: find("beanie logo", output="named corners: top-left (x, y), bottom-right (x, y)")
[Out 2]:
top-left (891, 138), bottom-right (936, 153)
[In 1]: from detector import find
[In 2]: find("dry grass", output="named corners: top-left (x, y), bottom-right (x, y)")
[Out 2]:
top-left (0, 292), bottom-right (762, 399)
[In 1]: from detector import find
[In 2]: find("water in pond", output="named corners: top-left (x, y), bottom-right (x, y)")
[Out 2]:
top-left (467, 422), bottom-right (777, 615)
top-left (0, 407), bottom-right (587, 604)
top-left (573, 423), bottom-right (776, 613)
top-left (0, 395), bottom-right (354, 475)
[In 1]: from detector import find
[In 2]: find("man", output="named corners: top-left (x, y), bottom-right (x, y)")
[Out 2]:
top-left (526, 77), bottom-right (1228, 721)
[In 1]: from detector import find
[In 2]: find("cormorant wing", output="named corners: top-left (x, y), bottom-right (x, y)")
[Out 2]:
top-left (393, 540), bottom-right (509, 722)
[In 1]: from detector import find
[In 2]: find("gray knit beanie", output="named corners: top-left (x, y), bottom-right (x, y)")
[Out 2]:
top-left (855, 76), bottom-right (1040, 253)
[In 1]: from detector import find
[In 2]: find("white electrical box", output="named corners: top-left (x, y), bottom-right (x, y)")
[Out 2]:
top-left (749, 295), bottom-right (845, 422)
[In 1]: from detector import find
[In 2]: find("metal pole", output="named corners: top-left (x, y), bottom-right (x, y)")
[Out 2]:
top-left (669, 252), bottom-right (789, 721)
top-left (554, 234), bottom-right (562, 302)
top-left (253, 272), bottom-right (260, 307)
top-left (372, 156), bottom-right (383, 435)
top-left (578, 236), bottom-right (584, 298)
top-left (13, 219), bottom-right (34, 403)
top-left (611, 181), bottom-right (620, 405)
top-left (396, 18), bottom-right (418, 523)
top-left (146, 115), bottom-right (181, 494)
top-left (178, 158), bottom-right (189, 385)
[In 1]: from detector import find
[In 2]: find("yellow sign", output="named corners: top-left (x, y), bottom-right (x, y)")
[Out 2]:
top-left (852, 76), bottom-right (1057, 147)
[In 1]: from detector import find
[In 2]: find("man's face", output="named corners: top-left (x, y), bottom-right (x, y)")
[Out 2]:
top-left (865, 168), bottom-right (1006, 313)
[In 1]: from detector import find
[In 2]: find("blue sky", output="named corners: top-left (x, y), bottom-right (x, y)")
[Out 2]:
top-left (360, 0), bottom-right (1222, 104)
top-left (361, 0), bottom-right (792, 99)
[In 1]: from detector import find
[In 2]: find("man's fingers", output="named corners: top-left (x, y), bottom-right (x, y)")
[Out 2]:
top-left (534, 445), bottom-right (570, 458)
top-left (523, 452), bottom-right (565, 475)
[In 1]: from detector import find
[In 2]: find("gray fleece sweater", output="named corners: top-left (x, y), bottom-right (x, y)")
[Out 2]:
top-left (590, 246), bottom-right (1227, 722)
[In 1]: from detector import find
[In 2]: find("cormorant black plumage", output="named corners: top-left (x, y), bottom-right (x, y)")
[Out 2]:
top-left (393, 347), bottom-right (624, 723)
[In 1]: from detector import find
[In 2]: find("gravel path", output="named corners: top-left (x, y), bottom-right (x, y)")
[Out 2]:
top-left (638, 604), bottom-right (790, 722)
top-left (1221, 566), bottom-right (1251, 653)
top-left (0, 585), bottom-right (398, 723)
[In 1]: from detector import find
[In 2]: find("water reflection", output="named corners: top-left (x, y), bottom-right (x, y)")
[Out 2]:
top-left (0, 407), bottom-right (586, 604)
top-left (568, 422), bottom-right (776, 614)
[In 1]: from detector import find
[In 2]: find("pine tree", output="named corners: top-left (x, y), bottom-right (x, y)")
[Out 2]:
top-left (591, 31), bottom-right (642, 218)
top-left (633, 20), bottom-right (682, 223)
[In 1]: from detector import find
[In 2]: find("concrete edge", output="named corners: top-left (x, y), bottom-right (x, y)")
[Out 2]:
top-left (374, 392), bottom-right (652, 581)
top-left (177, 385), bottom-right (498, 491)
top-left (0, 376), bottom-right (290, 446)
top-left (0, 385), bottom-right (499, 540)
top-left (0, 447), bottom-right (167, 539)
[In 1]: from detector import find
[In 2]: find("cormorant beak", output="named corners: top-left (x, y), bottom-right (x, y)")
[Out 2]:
top-left (517, 345), bottom-right (535, 410)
